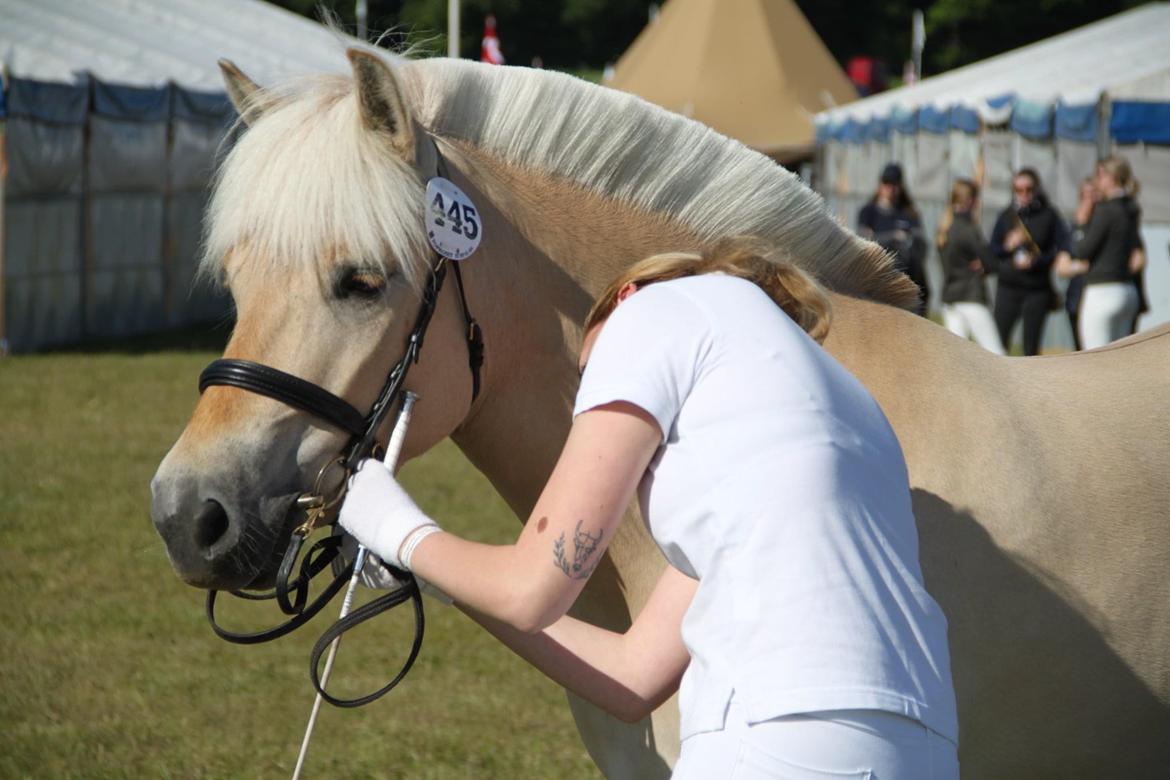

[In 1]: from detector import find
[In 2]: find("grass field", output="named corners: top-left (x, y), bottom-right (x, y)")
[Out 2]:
top-left (0, 336), bottom-right (599, 778)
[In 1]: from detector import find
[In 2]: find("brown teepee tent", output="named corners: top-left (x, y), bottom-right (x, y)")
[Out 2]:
top-left (610, 0), bottom-right (856, 163)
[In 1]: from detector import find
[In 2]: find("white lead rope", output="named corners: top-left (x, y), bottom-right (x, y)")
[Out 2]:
top-left (292, 391), bottom-right (420, 780)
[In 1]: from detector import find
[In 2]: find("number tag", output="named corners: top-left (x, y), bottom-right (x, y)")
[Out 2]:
top-left (425, 177), bottom-right (482, 261)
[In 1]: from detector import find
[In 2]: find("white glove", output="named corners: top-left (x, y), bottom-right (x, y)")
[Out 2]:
top-left (338, 458), bottom-right (443, 571)
top-left (336, 530), bottom-right (453, 605)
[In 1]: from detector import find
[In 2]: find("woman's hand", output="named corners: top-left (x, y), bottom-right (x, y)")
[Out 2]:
top-left (338, 460), bottom-right (441, 570)
top-left (1004, 228), bottom-right (1024, 251)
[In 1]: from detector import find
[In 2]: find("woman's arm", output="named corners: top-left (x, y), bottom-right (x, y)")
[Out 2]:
top-left (408, 401), bottom-right (663, 632)
top-left (459, 564), bottom-right (698, 723)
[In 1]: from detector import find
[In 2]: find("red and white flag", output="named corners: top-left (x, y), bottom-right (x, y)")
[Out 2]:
top-left (481, 13), bottom-right (505, 65)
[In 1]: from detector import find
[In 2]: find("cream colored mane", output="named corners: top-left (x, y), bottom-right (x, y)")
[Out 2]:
top-left (205, 54), bottom-right (915, 308)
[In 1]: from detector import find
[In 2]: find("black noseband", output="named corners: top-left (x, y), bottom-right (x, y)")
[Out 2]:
top-left (198, 359), bottom-right (367, 438)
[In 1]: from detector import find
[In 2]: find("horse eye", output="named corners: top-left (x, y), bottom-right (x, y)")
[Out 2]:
top-left (337, 268), bottom-right (387, 299)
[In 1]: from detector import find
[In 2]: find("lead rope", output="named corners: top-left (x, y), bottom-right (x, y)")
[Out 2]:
top-left (292, 391), bottom-right (420, 780)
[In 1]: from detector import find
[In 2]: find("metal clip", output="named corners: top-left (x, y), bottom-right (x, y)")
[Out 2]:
top-left (294, 494), bottom-right (327, 538)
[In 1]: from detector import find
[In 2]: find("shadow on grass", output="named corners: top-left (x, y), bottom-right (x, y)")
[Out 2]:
top-left (49, 318), bottom-right (235, 355)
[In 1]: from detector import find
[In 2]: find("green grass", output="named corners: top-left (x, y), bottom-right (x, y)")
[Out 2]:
top-left (0, 344), bottom-right (598, 778)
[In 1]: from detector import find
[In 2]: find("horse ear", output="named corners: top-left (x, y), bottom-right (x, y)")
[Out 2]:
top-left (218, 59), bottom-right (264, 125)
top-left (347, 48), bottom-right (415, 159)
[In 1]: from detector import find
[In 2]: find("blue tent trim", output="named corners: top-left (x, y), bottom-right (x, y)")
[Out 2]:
top-left (1110, 101), bottom-right (1170, 144)
top-left (891, 107), bottom-right (918, 134)
top-left (864, 115), bottom-right (891, 143)
top-left (949, 106), bottom-right (980, 134)
top-left (6, 76), bottom-right (90, 124)
top-left (843, 118), bottom-right (867, 144)
top-left (1011, 99), bottom-right (1054, 139)
top-left (172, 86), bottom-right (234, 124)
top-left (93, 81), bottom-right (171, 121)
top-left (1054, 103), bottom-right (1099, 142)
top-left (918, 105), bottom-right (949, 134)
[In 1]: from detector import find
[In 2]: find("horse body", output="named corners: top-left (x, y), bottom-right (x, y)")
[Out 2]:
top-left (151, 52), bottom-right (1170, 778)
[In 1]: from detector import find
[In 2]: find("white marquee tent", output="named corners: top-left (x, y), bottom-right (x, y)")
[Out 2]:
top-left (0, 0), bottom-right (359, 351)
top-left (815, 3), bottom-right (1170, 349)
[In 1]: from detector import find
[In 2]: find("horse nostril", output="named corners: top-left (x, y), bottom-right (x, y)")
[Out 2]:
top-left (194, 500), bottom-right (231, 552)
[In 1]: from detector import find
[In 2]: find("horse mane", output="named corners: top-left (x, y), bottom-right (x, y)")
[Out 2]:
top-left (404, 58), bottom-right (918, 309)
top-left (202, 73), bottom-right (431, 289)
top-left (204, 54), bottom-right (916, 309)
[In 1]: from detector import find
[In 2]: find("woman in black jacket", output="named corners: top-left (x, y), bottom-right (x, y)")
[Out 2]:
top-left (1070, 156), bottom-right (1144, 349)
top-left (937, 180), bottom-right (1004, 354)
top-left (857, 163), bottom-right (929, 316)
top-left (989, 169), bottom-right (1069, 355)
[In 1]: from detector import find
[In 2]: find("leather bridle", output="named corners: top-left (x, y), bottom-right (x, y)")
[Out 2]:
top-left (196, 151), bottom-right (483, 708)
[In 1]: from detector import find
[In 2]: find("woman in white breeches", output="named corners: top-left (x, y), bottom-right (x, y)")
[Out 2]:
top-left (937, 180), bottom-right (1004, 355)
top-left (340, 239), bottom-right (960, 778)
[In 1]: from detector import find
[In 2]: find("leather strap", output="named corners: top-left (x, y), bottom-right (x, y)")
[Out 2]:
top-left (199, 359), bottom-right (366, 437)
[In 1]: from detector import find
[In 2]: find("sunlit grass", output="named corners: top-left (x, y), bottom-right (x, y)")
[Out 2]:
top-left (0, 347), bottom-right (598, 778)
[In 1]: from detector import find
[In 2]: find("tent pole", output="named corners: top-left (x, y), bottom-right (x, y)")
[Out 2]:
top-left (0, 66), bottom-right (7, 355)
top-left (447, 0), bottom-right (460, 58)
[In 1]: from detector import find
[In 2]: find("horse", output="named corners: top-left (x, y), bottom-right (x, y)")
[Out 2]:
top-left (150, 49), bottom-right (1170, 778)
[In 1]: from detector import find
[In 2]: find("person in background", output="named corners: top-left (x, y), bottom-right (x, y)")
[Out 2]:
top-left (857, 163), bottom-right (929, 316)
top-left (989, 169), bottom-right (1068, 356)
top-left (1055, 178), bottom-right (1096, 350)
top-left (937, 180), bottom-right (1004, 354)
top-left (1067, 156), bottom-right (1146, 349)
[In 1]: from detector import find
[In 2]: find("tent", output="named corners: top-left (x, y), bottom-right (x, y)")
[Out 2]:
top-left (814, 3), bottom-right (1170, 347)
top-left (610, 0), bottom-right (856, 162)
top-left (0, 0), bottom-right (358, 352)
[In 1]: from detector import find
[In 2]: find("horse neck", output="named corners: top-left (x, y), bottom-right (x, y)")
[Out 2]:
top-left (443, 141), bottom-right (696, 519)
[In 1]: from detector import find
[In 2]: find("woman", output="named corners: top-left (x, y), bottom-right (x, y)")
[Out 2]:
top-left (989, 168), bottom-right (1068, 356)
top-left (937, 180), bottom-right (1004, 354)
top-left (1071, 156), bottom-right (1144, 349)
top-left (857, 163), bottom-right (930, 316)
top-left (340, 239), bottom-right (959, 778)
top-left (1055, 178), bottom-right (1096, 350)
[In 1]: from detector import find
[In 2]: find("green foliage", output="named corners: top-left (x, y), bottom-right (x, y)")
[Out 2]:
top-left (0, 349), bottom-right (597, 778)
top-left (268, 0), bottom-right (1155, 83)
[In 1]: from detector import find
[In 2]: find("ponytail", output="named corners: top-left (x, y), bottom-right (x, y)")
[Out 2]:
top-left (585, 237), bottom-right (833, 343)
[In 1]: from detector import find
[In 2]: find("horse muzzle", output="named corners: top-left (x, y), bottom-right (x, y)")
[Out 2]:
top-left (150, 469), bottom-right (295, 590)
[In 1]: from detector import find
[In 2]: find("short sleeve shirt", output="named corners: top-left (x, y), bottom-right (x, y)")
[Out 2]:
top-left (574, 274), bottom-right (958, 743)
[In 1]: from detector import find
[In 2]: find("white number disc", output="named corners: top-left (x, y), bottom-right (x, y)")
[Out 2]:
top-left (425, 177), bottom-right (483, 261)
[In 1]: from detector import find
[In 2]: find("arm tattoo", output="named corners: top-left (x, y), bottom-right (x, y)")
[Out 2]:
top-left (553, 520), bottom-right (603, 580)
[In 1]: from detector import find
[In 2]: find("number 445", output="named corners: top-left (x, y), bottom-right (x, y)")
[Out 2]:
top-left (432, 192), bottom-right (479, 240)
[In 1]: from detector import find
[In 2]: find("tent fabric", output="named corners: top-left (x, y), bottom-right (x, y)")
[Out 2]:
top-left (918, 106), bottom-right (949, 134)
top-left (0, 0), bottom-right (357, 90)
top-left (1110, 101), bottom-right (1170, 144)
top-left (816, 4), bottom-right (1170, 146)
top-left (2, 0), bottom-right (363, 351)
top-left (93, 82), bottom-right (172, 122)
top-left (891, 107), bottom-right (918, 134)
top-left (1055, 103), bottom-right (1099, 142)
top-left (5, 77), bottom-right (89, 124)
top-left (949, 106), bottom-right (980, 134)
top-left (1116, 142), bottom-right (1170, 220)
top-left (610, 0), bottom-right (856, 159)
top-left (1011, 100), bottom-right (1054, 139)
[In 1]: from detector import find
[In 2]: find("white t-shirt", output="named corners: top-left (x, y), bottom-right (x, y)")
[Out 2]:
top-left (573, 274), bottom-right (958, 743)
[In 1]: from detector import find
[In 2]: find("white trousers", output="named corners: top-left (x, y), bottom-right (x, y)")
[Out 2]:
top-left (941, 302), bottom-right (1005, 354)
top-left (1079, 282), bottom-right (1139, 350)
top-left (672, 702), bottom-right (959, 780)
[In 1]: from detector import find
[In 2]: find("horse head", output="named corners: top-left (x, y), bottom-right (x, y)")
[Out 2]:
top-left (150, 51), bottom-right (477, 590)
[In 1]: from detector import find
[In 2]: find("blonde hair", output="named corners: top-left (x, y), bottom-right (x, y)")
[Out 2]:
top-left (936, 179), bottom-right (979, 250)
top-left (1098, 154), bottom-right (1140, 197)
top-left (585, 237), bottom-right (833, 343)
